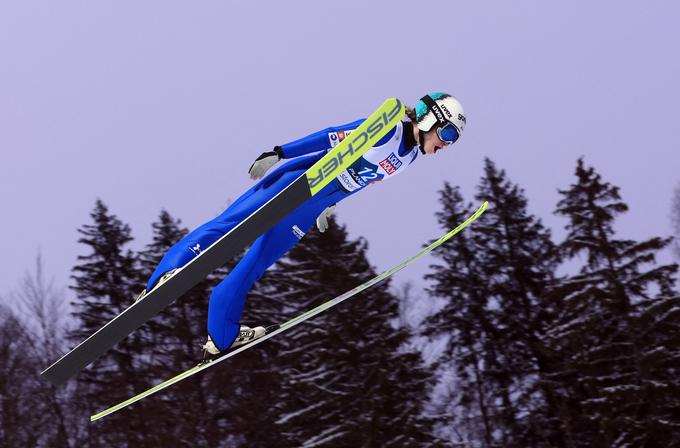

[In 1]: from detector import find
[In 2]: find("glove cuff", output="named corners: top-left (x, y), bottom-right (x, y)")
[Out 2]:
top-left (273, 146), bottom-right (284, 159)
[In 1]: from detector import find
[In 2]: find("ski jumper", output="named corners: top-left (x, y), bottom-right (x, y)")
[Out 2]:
top-left (146, 120), bottom-right (420, 350)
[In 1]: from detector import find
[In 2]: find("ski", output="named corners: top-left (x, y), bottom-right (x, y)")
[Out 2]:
top-left (41, 98), bottom-right (405, 386)
top-left (90, 201), bottom-right (488, 421)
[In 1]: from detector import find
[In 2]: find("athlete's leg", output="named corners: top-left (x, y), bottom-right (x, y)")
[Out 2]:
top-left (206, 183), bottom-right (348, 350)
top-left (145, 168), bottom-right (304, 290)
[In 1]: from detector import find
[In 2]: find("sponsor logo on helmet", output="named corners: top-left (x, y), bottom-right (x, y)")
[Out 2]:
top-left (308, 100), bottom-right (403, 190)
top-left (439, 103), bottom-right (453, 119)
top-left (458, 113), bottom-right (466, 124)
top-left (379, 152), bottom-right (403, 175)
top-left (431, 105), bottom-right (445, 123)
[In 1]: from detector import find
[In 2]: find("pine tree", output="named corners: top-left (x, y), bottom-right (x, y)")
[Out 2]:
top-left (259, 217), bottom-right (445, 447)
top-left (68, 199), bottom-right (153, 446)
top-left (132, 209), bottom-right (285, 446)
top-left (630, 292), bottom-right (680, 445)
top-left (472, 160), bottom-right (562, 447)
top-left (155, 209), bottom-right (286, 446)
top-left (0, 305), bottom-right (53, 447)
top-left (545, 158), bottom-right (680, 446)
top-left (423, 160), bottom-right (564, 447)
top-left (68, 203), bottom-right (264, 445)
top-left (421, 183), bottom-right (496, 446)
top-left (124, 209), bottom-right (225, 446)
top-left (12, 255), bottom-right (79, 447)
top-left (218, 258), bottom-right (288, 447)
top-left (671, 183), bottom-right (680, 260)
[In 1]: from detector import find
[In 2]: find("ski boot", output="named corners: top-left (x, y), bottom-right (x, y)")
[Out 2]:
top-left (201, 325), bottom-right (275, 362)
top-left (135, 269), bottom-right (178, 302)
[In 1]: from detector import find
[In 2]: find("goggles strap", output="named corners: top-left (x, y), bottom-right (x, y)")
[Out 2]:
top-left (420, 95), bottom-right (449, 128)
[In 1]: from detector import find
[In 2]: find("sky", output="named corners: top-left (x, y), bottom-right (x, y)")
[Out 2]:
top-left (1, 0), bottom-right (679, 305)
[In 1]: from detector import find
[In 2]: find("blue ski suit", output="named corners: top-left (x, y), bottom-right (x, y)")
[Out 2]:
top-left (146, 119), bottom-right (419, 350)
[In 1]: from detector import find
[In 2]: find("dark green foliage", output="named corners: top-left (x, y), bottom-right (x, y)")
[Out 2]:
top-left (68, 199), bottom-right (153, 446)
top-left (423, 160), bottom-right (562, 447)
top-left (542, 158), bottom-right (680, 447)
top-left (0, 306), bottom-right (50, 447)
top-left (422, 158), bottom-right (680, 447)
top-left (260, 218), bottom-right (445, 447)
top-left (1, 257), bottom-right (85, 447)
top-left (131, 209), bottom-right (226, 446)
top-left (672, 184), bottom-right (680, 260)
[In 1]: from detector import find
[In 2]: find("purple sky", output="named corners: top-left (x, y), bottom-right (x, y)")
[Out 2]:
top-left (1, 1), bottom-right (679, 302)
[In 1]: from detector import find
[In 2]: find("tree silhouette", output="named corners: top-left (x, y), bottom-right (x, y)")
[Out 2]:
top-left (545, 157), bottom-right (680, 446)
top-left (68, 199), bottom-right (154, 445)
top-left (423, 160), bottom-right (563, 447)
top-left (259, 217), bottom-right (445, 447)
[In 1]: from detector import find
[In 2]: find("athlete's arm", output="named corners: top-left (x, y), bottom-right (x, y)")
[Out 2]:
top-left (277, 119), bottom-right (369, 159)
top-left (248, 118), bottom-right (399, 179)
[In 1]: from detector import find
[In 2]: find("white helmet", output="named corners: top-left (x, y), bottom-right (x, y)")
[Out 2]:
top-left (415, 92), bottom-right (466, 138)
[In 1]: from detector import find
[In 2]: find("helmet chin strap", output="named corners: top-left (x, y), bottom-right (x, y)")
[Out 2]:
top-left (418, 130), bottom-right (426, 155)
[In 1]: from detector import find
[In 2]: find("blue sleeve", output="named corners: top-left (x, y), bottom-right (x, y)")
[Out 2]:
top-left (279, 118), bottom-right (399, 159)
top-left (279, 119), bottom-right (364, 159)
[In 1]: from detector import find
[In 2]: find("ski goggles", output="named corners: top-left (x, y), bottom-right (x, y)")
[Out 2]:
top-left (436, 123), bottom-right (460, 145)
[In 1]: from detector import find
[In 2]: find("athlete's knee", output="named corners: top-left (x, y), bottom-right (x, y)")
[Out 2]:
top-left (145, 242), bottom-right (198, 290)
top-left (210, 276), bottom-right (236, 300)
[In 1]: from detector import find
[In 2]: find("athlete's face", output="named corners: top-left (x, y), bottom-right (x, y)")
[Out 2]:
top-left (422, 128), bottom-right (452, 155)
